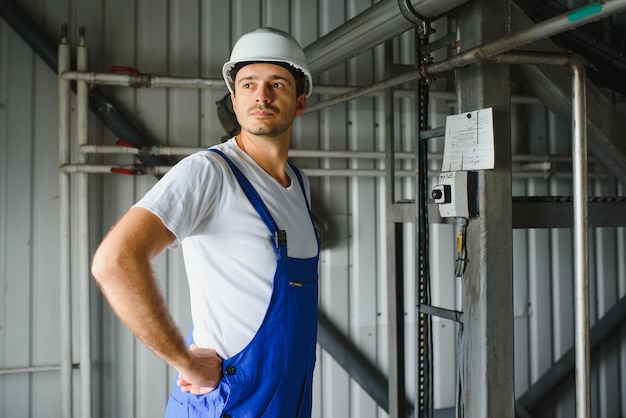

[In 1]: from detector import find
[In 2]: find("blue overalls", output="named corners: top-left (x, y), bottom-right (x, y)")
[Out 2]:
top-left (164, 148), bottom-right (320, 418)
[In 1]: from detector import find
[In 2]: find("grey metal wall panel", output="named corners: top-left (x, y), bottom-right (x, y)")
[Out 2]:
top-left (0, 1), bottom-right (66, 414)
top-left (316, 2), bottom-right (350, 416)
top-left (0, 20), bottom-right (7, 416)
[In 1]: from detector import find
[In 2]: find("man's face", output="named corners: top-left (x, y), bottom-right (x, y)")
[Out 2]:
top-left (231, 63), bottom-right (306, 137)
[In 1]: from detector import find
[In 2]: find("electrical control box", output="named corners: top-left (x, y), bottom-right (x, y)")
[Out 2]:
top-left (433, 171), bottom-right (478, 218)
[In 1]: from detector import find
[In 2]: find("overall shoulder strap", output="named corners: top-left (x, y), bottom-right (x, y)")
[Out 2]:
top-left (208, 148), bottom-right (286, 249)
top-left (288, 163), bottom-right (315, 225)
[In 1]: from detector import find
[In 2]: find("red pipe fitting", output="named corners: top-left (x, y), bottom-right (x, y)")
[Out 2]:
top-left (110, 167), bottom-right (140, 175)
top-left (116, 140), bottom-right (135, 148)
top-left (110, 65), bottom-right (140, 76)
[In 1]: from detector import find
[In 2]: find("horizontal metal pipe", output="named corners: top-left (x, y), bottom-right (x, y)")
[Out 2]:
top-left (61, 71), bottom-right (223, 89)
top-left (60, 163), bottom-right (606, 180)
top-left (0, 0), bottom-right (171, 166)
top-left (0, 365), bottom-right (61, 375)
top-left (0, 363), bottom-right (81, 376)
top-left (60, 164), bottom-right (420, 177)
top-left (78, 145), bottom-right (594, 165)
top-left (304, 0), bottom-right (470, 74)
top-left (305, 0), bottom-right (626, 114)
top-left (487, 51), bottom-right (571, 67)
top-left (59, 71), bottom-right (540, 105)
top-left (428, 0), bottom-right (626, 75)
top-left (80, 144), bottom-right (418, 159)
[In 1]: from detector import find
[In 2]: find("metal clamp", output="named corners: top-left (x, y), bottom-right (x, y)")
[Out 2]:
top-left (419, 55), bottom-right (435, 84)
top-left (397, 0), bottom-right (429, 25)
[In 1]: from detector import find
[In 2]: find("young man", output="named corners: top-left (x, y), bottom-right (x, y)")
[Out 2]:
top-left (91, 27), bottom-right (320, 417)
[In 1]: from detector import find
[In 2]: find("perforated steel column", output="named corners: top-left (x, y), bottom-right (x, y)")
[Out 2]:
top-left (455, 0), bottom-right (515, 416)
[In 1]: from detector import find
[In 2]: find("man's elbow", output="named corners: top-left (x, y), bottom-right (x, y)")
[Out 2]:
top-left (91, 243), bottom-right (125, 288)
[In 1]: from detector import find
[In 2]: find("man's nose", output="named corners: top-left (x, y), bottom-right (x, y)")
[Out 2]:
top-left (255, 84), bottom-right (272, 102)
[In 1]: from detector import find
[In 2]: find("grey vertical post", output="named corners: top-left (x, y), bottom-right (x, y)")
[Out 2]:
top-left (384, 40), bottom-right (407, 418)
top-left (58, 26), bottom-right (73, 418)
top-left (456, 0), bottom-right (515, 416)
top-left (571, 59), bottom-right (590, 418)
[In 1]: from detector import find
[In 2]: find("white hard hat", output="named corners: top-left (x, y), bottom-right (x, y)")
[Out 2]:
top-left (222, 27), bottom-right (313, 97)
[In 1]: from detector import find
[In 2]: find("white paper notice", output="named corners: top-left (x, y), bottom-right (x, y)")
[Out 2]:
top-left (441, 107), bottom-right (495, 172)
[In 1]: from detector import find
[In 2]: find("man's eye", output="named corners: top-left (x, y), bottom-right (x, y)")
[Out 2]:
top-left (273, 82), bottom-right (284, 88)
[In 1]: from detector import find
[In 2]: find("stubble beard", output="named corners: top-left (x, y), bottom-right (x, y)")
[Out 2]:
top-left (240, 105), bottom-right (294, 137)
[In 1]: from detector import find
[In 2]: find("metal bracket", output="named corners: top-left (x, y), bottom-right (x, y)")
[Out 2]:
top-left (418, 303), bottom-right (464, 324)
top-left (419, 55), bottom-right (435, 84)
top-left (397, 0), bottom-right (428, 25)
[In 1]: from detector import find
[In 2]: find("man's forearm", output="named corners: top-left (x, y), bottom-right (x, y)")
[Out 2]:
top-left (91, 207), bottom-right (192, 372)
top-left (94, 257), bottom-right (192, 372)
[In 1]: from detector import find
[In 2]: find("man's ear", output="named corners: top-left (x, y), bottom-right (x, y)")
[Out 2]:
top-left (295, 93), bottom-right (306, 116)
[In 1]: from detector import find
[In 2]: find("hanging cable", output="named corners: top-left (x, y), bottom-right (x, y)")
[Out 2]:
top-left (454, 218), bottom-right (468, 278)
top-left (452, 217), bottom-right (468, 418)
top-left (453, 218), bottom-right (468, 418)
top-left (455, 323), bottom-right (465, 418)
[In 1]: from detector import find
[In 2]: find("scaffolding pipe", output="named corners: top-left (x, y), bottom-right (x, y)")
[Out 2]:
top-left (304, 0), bottom-right (626, 114)
top-left (78, 144), bottom-right (586, 167)
top-left (0, 365), bottom-right (62, 375)
top-left (59, 164), bottom-right (421, 177)
top-left (60, 163), bottom-right (602, 180)
top-left (79, 144), bottom-right (419, 159)
top-left (303, 0), bottom-right (470, 74)
top-left (57, 26), bottom-right (72, 418)
top-left (571, 56), bottom-right (590, 418)
top-left (76, 28), bottom-right (92, 418)
top-left (487, 51), bottom-right (589, 418)
top-left (79, 144), bottom-right (573, 163)
top-left (61, 71), bottom-right (223, 89)
top-left (0, 0), bottom-right (169, 166)
top-left (59, 70), bottom-right (540, 105)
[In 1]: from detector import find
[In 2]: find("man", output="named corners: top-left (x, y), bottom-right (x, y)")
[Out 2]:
top-left (91, 27), bottom-right (320, 417)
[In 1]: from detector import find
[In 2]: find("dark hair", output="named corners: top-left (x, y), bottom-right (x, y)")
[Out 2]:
top-left (230, 61), bottom-right (307, 97)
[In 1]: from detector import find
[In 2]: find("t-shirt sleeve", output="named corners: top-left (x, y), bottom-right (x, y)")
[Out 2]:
top-left (133, 152), bottom-right (220, 248)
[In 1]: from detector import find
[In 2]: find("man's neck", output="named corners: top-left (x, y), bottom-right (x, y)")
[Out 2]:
top-left (236, 133), bottom-right (291, 187)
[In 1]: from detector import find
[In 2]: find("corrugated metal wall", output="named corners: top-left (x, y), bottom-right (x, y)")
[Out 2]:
top-left (1, 0), bottom-right (625, 417)
top-left (510, 103), bottom-right (626, 418)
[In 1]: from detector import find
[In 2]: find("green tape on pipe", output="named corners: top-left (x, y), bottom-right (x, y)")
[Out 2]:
top-left (568, 2), bottom-right (602, 22)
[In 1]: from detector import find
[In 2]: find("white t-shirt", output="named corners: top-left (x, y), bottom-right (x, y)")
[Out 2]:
top-left (134, 138), bottom-right (318, 358)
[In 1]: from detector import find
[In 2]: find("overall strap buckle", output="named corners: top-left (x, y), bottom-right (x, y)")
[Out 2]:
top-left (274, 230), bottom-right (287, 249)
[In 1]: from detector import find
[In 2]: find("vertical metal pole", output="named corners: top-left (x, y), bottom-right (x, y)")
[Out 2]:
top-left (58, 24), bottom-right (73, 418)
top-left (486, 50), bottom-right (592, 416)
top-left (488, 50), bottom-right (592, 417)
top-left (76, 27), bottom-right (92, 418)
top-left (384, 40), bottom-right (407, 418)
top-left (571, 59), bottom-right (590, 418)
